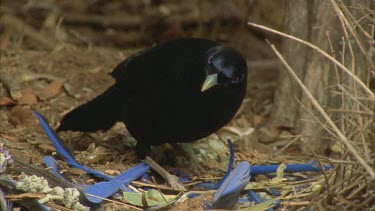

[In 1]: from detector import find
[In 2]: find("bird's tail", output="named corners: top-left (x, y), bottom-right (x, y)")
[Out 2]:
top-left (57, 85), bottom-right (123, 132)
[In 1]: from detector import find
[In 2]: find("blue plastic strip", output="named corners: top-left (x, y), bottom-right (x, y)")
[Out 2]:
top-left (248, 190), bottom-right (275, 211)
top-left (250, 161), bottom-right (332, 175)
top-left (34, 111), bottom-right (112, 180)
top-left (43, 156), bottom-right (86, 189)
top-left (84, 163), bottom-right (150, 203)
top-left (212, 161), bottom-right (251, 209)
top-left (36, 110), bottom-right (151, 203)
top-left (214, 139), bottom-right (235, 188)
top-left (197, 139), bottom-right (235, 190)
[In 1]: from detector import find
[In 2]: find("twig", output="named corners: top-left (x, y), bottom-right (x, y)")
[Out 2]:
top-left (85, 194), bottom-right (142, 210)
top-left (0, 15), bottom-right (57, 49)
top-left (247, 22), bottom-right (374, 99)
top-left (144, 157), bottom-right (186, 191)
top-left (273, 135), bottom-right (301, 156)
top-left (281, 201), bottom-right (311, 206)
top-left (331, 0), bottom-right (371, 160)
top-left (131, 181), bottom-right (179, 192)
top-left (0, 74), bottom-right (22, 100)
top-left (326, 108), bottom-right (374, 116)
top-left (330, 0), bottom-right (367, 56)
top-left (266, 41), bottom-right (375, 179)
top-left (150, 176), bottom-right (175, 210)
top-left (21, 72), bottom-right (62, 82)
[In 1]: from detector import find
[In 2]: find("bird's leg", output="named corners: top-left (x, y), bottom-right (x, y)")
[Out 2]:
top-left (143, 156), bottom-right (186, 191)
top-left (172, 143), bottom-right (206, 175)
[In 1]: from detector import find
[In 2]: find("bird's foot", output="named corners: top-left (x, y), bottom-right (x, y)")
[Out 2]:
top-left (164, 172), bottom-right (186, 190)
top-left (144, 156), bottom-right (186, 191)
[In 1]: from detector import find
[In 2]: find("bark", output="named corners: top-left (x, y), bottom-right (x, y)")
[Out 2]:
top-left (267, 0), bottom-right (374, 152)
top-left (299, 0), bottom-right (341, 150)
top-left (269, 0), bottom-right (309, 131)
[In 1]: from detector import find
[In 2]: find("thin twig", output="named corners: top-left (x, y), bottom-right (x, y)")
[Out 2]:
top-left (0, 74), bottom-right (22, 100)
top-left (266, 41), bottom-right (375, 179)
top-left (0, 15), bottom-right (57, 49)
top-left (85, 194), bottom-right (143, 210)
top-left (144, 157), bottom-right (186, 191)
top-left (150, 176), bottom-right (175, 211)
top-left (330, 0), bottom-right (367, 56)
top-left (247, 22), bottom-right (374, 99)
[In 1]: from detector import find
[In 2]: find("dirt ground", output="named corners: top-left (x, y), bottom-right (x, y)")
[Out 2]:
top-left (0, 39), bottom-right (287, 211)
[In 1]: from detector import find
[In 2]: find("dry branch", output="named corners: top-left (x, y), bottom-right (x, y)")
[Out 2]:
top-left (0, 15), bottom-right (57, 49)
top-left (0, 74), bottom-right (22, 101)
top-left (247, 22), bottom-right (375, 99)
top-left (267, 41), bottom-right (375, 179)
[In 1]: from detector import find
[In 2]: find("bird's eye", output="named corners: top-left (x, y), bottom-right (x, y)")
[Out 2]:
top-left (208, 56), bottom-right (213, 64)
top-left (231, 76), bottom-right (240, 83)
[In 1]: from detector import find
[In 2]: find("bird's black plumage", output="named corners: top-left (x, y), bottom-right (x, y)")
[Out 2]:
top-left (57, 38), bottom-right (247, 158)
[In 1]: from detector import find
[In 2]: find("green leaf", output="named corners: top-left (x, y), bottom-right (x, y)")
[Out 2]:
top-left (123, 189), bottom-right (176, 207)
top-left (123, 192), bottom-right (143, 206)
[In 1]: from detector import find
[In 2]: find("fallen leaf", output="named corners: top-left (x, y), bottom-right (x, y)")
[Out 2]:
top-left (69, 168), bottom-right (87, 176)
top-left (0, 96), bottom-right (15, 105)
top-left (38, 79), bottom-right (65, 100)
top-left (17, 88), bottom-right (38, 105)
top-left (104, 169), bottom-right (121, 176)
top-left (123, 189), bottom-right (176, 207)
top-left (5, 192), bottom-right (46, 200)
top-left (38, 143), bottom-right (56, 152)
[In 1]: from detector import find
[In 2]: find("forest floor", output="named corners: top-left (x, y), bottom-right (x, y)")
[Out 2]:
top-left (1, 0), bottom-right (373, 210)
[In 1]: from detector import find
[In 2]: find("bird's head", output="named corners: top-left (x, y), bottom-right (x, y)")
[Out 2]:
top-left (201, 46), bottom-right (247, 92)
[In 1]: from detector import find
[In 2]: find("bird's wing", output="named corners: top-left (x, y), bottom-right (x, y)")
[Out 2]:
top-left (110, 48), bottom-right (149, 83)
top-left (109, 38), bottom-right (220, 97)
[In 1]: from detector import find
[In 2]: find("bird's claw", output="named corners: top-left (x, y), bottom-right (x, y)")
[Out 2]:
top-left (165, 174), bottom-right (186, 191)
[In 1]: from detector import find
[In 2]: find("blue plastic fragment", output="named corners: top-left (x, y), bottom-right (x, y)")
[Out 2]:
top-left (248, 190), bottom-right (275, 211)
top-left (34, 111), bottom-right (112, 180)
top-left (249, 161), bottom-right (332, 175)
top-left (43, 156), bottom-right (87, 189)
top-left (43, 156), bottom-right (72, 184)
top-left (84, 163), bottom-right (150, 203)
top-left (212, 161), bottom-right (251, 210)
top-left (195, 182), bottom-right (217, 190)
top-left (187, 193), bottom-right (201, 198)
top-left (198, 160), bottom-right (332, 190)
top-left (35, 111), bottom-right (154, 204)
top-left (44, 155), bottom-right (145, 199)
top-left (248, 190), bottom-right (266, 203)
top-left (196, 139), bottom-right (235, 190)
top-left (214, 139), bottom-right (235, 189)
top-left (168, 168), bottom-right (191, 183)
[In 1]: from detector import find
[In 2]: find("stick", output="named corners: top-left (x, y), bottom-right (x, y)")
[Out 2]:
top-left (267, 41), bottom-right (375, 179)
top-left (144, 156), bottom-right (186, 191)
top-left (0, 74), bottom-right (22, 100)
top-left (247, 22), bottom-right (374, 99)
top-left (0, 15), bottom-right (57, 49)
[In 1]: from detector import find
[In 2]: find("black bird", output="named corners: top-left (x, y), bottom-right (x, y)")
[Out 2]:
top-left (57, 38), bottom-right (247, 159)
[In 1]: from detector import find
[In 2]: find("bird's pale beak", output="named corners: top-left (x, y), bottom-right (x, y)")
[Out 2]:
top-left (201, 73), bottom-right (218, 92)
